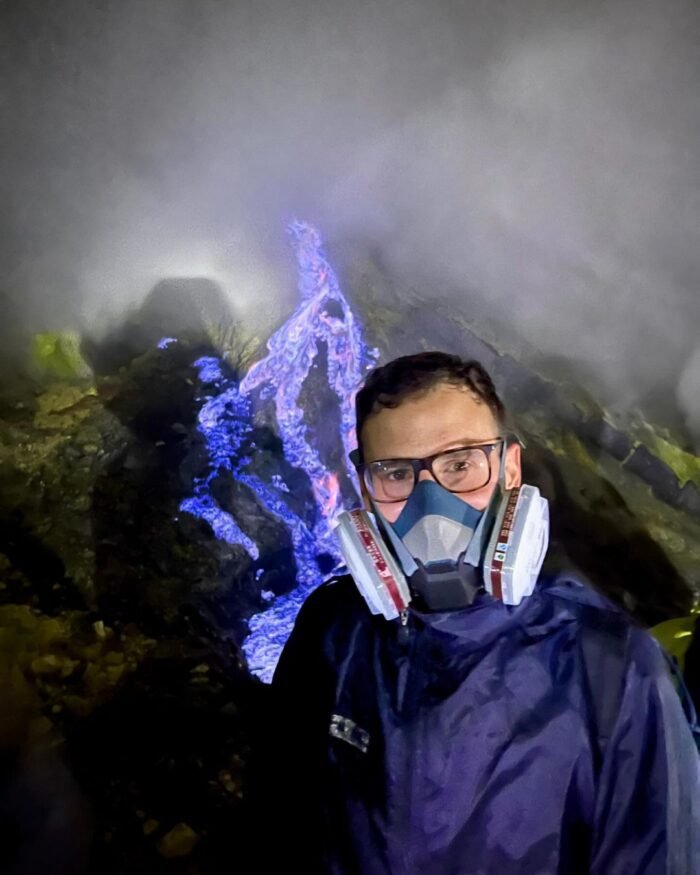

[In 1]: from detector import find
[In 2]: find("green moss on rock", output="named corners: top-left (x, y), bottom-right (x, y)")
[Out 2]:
top-left (31, 332), bottom-right (92, 381)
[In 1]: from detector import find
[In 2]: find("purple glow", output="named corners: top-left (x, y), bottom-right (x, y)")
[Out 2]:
top-left (193, 355), bottom-right (225, 386)
top-left (180, 359), bottom-right (260, 558)
top-left (179, 222), bottom-right (377, 682)
top-left (241, 220), bottom-right (378, 528)
top-left (158, 337), bottom-right (178, 349)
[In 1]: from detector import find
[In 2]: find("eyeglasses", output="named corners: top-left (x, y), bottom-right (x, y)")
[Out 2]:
top-left (356, 440), bottom-right (504, 503)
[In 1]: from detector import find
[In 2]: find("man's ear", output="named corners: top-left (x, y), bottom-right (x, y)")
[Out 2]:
top-left (504, 442), bottom-right (522, 490)
top-left (359, 479), bottom-right (372, 512)
top-left (350, 448), bottom-right (371, 509)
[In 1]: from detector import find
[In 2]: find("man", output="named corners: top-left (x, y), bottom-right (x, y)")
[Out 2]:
top-left (262, 351), bottom-right (700, 874)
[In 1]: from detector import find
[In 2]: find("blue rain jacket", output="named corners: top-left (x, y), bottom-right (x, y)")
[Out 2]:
top-left (266, 573), bottom-right (700, 874)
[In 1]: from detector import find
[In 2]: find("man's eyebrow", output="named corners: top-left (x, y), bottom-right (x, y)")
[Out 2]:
top-left (439, 436), bottom-right (502, 448)
top-left (421, 436), bottom-right (502, 454)
top-left (368, 436), bottom-right (502, 462)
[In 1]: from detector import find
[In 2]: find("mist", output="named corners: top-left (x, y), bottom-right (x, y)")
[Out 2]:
top-left (1, 0), bottom-right (698, 433)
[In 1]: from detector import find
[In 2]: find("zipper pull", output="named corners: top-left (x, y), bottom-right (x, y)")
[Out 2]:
top-left (398, 608), bottom-right (411, 645)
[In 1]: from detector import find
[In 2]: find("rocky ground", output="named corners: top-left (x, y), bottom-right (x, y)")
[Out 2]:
top-left (0, 594), bottom-right (262, 874)
top-left (0, 337), bottom-right (273, 874)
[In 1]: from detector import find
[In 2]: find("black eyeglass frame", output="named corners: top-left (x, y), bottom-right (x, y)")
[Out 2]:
top-left (350, 438), bottom-right (506, 504)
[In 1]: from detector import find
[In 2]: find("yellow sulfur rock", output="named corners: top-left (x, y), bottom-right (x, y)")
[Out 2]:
top-left (143, 819), bottom-right (160, 836)
top-left (158, 823), bottom-right (200, 858)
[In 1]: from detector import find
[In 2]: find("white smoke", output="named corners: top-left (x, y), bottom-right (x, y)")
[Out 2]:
top-left (1, 0), bottom-right (698, 429)
top-left (678, 346), bottom-right (700, 444)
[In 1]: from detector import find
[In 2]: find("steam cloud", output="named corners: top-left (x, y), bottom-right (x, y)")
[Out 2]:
top-left (1, 0), bottom-right (698, 435)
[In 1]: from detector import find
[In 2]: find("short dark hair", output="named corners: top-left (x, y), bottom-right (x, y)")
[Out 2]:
top-left (354, 351), bottom-right (506, 461)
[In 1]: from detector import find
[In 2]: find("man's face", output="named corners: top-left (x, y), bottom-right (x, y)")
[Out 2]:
top-left (359, 382), bottom-right (522, 524)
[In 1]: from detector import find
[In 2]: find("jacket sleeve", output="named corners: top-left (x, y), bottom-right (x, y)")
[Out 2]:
top-left (591, 629), bottom-right (700, 874)
top-left (246, 583), bottom-right (341, 873)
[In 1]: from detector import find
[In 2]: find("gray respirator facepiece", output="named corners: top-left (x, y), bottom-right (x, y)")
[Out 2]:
top-left (335, 442), bottom-right (549, 618)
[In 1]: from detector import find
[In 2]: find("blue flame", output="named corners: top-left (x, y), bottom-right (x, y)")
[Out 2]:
top-left (241, 221), bottom-right (376, 526)
top-left (181, 356), bottom-right (260, 558)
top-left (180, 222), bottom-right (378, 682)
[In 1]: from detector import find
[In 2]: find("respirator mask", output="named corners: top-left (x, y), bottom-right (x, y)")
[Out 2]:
top-left (335, 439), bottom-right (549, 619)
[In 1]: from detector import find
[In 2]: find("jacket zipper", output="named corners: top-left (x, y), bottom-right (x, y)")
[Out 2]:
top-left (396, 607), bottom-right (422, 873)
